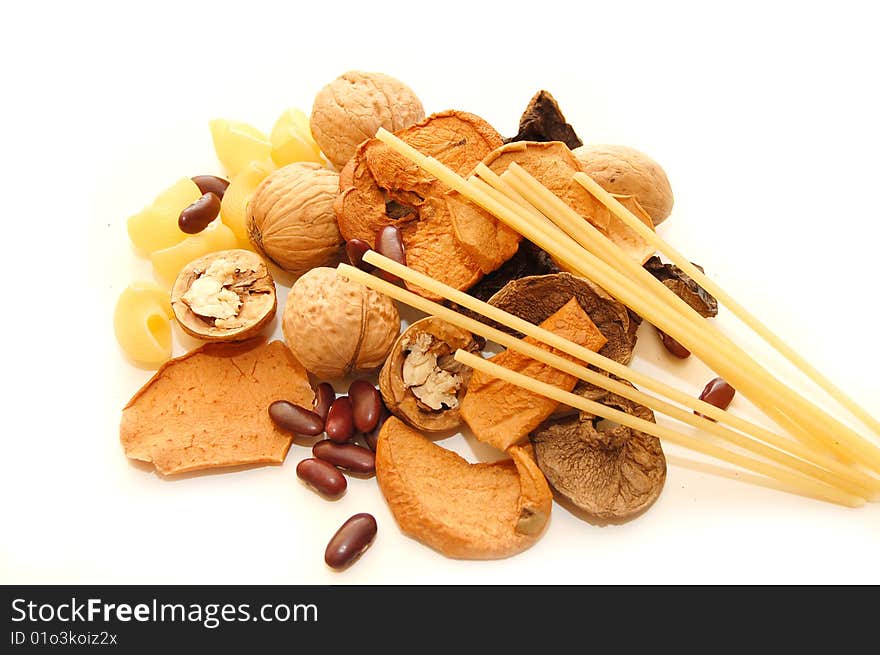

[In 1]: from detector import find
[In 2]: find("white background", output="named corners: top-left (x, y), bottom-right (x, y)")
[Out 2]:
top-left (1, 0), bottom-right (878, 584)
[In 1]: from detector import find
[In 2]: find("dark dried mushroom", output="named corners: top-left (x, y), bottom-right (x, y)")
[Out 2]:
top-left (379, 317), bottom-right (483, 433)
top-left (485, 272), bottom-right (641, 365)
top-left (531, 378), bottom-right (667, 521)
top-left (505, 90), bottom-right (583, 150)
top-left (449, 240), bottom-right (559, 318)
top-left (644, 256), bottom-right (717, 318)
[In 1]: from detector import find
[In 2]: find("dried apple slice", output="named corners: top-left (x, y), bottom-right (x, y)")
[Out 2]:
top-left (375, 417), bottom-right (552, 559)
top-left (459, 297), bottom-right (607, 451)
top-left (335, 110), bottom-right (519, 299)
top-left (120, 338), bottom-right (313, 475)
top-left (482, 140), bottom-right (656, 264)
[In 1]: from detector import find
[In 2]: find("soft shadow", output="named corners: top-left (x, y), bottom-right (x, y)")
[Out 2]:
top-left (665, 454), bottom-right (789, 492)
top-left (552, 489), bottom-right (660, 527)
top-left (127, 458), bottom-right (284, 481)
top-left (664, 453), bottom-right (833, 502)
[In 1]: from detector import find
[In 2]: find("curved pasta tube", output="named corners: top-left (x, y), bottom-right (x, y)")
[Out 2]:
top-left (114, 282), bottom-right (173, 366)
top-left (150, 219), bottom-right (238, 287)
top-left (127, 177), bottom-right (202, 255)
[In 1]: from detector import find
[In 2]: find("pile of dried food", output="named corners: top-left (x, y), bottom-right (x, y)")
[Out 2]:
top-left (115, 71), bottom-right (730, 571)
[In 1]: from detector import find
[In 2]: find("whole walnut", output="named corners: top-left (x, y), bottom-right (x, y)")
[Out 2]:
top-left (310, 71), bottom-right (425, 170)
top-left (282, 267), bottom-right (400, 379)
top-left (573, 144), bottom-right (674, 226)
top-left (247, 163), bottom-right (343, 276)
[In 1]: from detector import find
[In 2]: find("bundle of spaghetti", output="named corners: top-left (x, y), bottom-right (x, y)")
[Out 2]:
top-left (338, 258), bottom-right (868, 507)
top-left (372, 127), bottom-right (880, 476)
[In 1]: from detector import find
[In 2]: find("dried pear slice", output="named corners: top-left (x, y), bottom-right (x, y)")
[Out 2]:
top-left (459, 297), bottom-right (607, 451)
top-left (375, 417), bottom-right (552, 559)
top-left (120, 339), bottom-right (313, 475)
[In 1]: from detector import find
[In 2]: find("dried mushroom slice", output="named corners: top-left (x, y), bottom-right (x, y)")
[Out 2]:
top-left (171, 249), bottom-right (276, 342)
top-left (375, 417), bottom-right (553, 560)
top-left (531, 378), bottom-right (667, 521)
top-left (482, 140), bottom-right (656, 263)
top-left (335, 110), bottom-right (519, 299)
top-left (487, 272), bottom-right (641, 365)
top-left (644, 256), bottom-right (718, 318)
top-left (450, 240), bottom-right (560, 318)
top-left (505, 90), bottom-right (583, 150)
top-left (379, 317), bottom-right (482, 433)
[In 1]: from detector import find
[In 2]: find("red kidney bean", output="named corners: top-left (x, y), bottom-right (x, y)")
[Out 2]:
top-left (375, 225), bottom-right (405, 283)
top-left (313, 440), bottom-right (376, 474)
top-left (656, 328), bottom-right (691, 359)
top-left (346, 239), bottom-right (373, 270)
top-left (348, 379), bottom-right (382, 433)
top-left (178, 192), bottom-right (221, 234)
top-left (268, 400), bottom-right (324, 436)
top-left (363, 407), bottom-right (389, 452)
top-left (191, 175), bottom-right (230, 199)
top-left (695, 377), bottom-right (736, 420)
top-left (326, 397), bottom-right (355, 443)
top-left (296, 458), bottom-right (347, 498)
top-left (325, 513), bottom-right (377, 570)
top-left (312, 382), bottom-right (335, 422)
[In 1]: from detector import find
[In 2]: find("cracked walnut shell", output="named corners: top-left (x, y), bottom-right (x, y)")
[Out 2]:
top-left (170, 249), bottom-right (276, 342)
top-left (379, 317), bottom-right (482, 434)
top-left (282, 267), bottom-right (400, 380)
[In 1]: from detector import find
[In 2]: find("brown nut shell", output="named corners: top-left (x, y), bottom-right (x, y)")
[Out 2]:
top-left (247, 163), bottom-right (344, 276)
top-left (379, 317), bottom-right (481, 434)
top-left (310, 71), bottom-right (425, 170)
top-left (573, 144), bottom-right (674, 226)
top-left (375, 417), bottom-right (552, 560)
top-left (170, 249), bottom-right (276, 342)
top-left (282, 267), bottom-right (400, 380)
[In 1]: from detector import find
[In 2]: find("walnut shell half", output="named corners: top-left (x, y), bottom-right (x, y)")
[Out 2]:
top-left (379, 317), bottom-right (482, 434)
top-left (170, 249), bottom-right (276, 342)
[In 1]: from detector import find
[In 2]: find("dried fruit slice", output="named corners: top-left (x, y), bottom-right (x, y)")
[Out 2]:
top-left (375, 417), bottom-right (552, 559)
top-left (482, 140), bottom-right (656, 264)
top-left (459, 297), bottom-right (607, 451)
top-left (120, 339), bottom-right (313, 475)
top-left (335, 110), bottom-right (519, 299)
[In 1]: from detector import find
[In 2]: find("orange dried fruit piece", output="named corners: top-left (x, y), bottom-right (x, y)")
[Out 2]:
top-left (459, 297), bottom-right (607, 451)
top-left (375, 417), bottom-right (552, 559)
top-left (120, 338), bottom-right (313, 475)
top-left (335, 110), bottom-right (519, 299)
top-left (482, 141), bottom-right (656, 264)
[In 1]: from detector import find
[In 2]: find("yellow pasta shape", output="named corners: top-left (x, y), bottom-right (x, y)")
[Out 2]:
top-left (150, 219), bottom-right (238, 287)
top-left (114, 282), bottom-right (173, 367)
top-left (220, 159), bottom-right (275, 247)
top-left (127, 177), bottom-right (202, 255)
